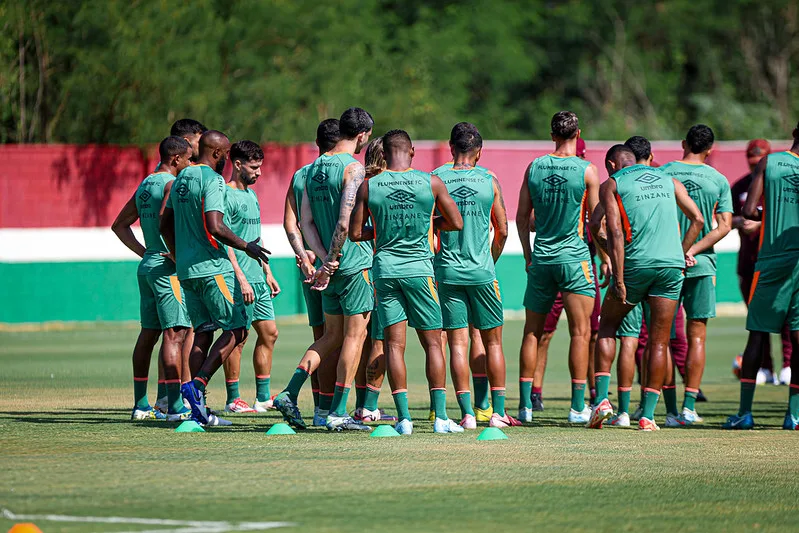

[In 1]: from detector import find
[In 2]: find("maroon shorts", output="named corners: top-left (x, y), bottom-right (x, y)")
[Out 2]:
top-left (543, 262), bottom-right (600, 334)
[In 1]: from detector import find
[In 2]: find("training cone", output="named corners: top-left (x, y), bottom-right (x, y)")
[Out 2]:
top-left (477, 427), bottom-right (508, 441)
top-left (370, 425), bottom-right (400, 438)
top-left (175, 420), bottom-right (205, 433)
top-left (265, 423), bottom-right (296, 435)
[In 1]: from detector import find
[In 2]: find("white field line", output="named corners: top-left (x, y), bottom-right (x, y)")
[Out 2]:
top-left (2, 509), bottom-right (294, 532)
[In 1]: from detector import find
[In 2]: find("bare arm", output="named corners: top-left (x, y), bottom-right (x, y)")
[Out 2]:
top-left (160, 206), bottom-right (176, 255)
top-left (283, 178), bottom-right (311, 262)
top-left (602, 179), bottom-right (627, 301)
top-left (688, 211), bottom-right (732, 256)
top-left (588, 189), bottom-right (608, 256)
top-left (323, 161), bottom-right (365, 265)
top-left (489, 175), bottom-right (508, 262)
top-left (205, 211), bottom-right (270, 264)
top-left (227, 245), bottom-right (254, 304)
top-left (743, 156), bottom-right (766, 220)
top-left (349, 180), bottom-right (374, 242)
top-left (431, 175), bottom-right (463, 231)
top-left (672, 179), bottom-right (705, 255)
top-left (112, 195), bottom-right (145, 258)
top-left (299, 187), bottom-right (330, 261)
top-left (516, 163), bottom-right (534, 267)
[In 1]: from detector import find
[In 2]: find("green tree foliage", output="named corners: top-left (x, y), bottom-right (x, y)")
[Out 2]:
top-left (1, 0), bottom-right (798, 144)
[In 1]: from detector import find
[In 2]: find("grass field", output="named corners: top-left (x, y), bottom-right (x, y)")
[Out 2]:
top-left (1, 317), bottom-right (798, 532)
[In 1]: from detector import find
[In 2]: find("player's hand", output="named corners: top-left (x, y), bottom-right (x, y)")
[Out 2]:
top-left (160, 251), bottom-right (176, 263)
top-left (310, 267), bottom-right (331, 291)
top-left (741, 219), bottom-right (761, 235)
top-left (245, 240), bottom-right (270, 264)
top-left (599, 261), bottom-right (612, 288)
top-left (266, 272), bottom-right (281, 297)
top-left (240, 278), bottom-right (255, 305)
top-left (610, 278), bottom-right (626, 303)
top-left (685, 252), bottom-right (697, 268)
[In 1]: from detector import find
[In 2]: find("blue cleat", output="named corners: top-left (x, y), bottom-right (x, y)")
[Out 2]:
top-left (722, 412), bottom-right (754, 430)
top-left (181, 381), bottom-right (209, 425)
top-left (782, 412), bottom-right (799, 430)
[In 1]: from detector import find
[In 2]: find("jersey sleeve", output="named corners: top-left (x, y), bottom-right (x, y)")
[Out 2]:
top-left (203, 174), bottom-right (226, 213)
top-left (716, 174), bottom-right (733, 214)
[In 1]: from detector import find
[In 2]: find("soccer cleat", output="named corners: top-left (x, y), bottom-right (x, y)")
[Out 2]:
top-left (630, 405), bottom-right (643, 421)
top-left (154, 396), bottom-right (169, 414)
top-left (756, 368), bottom-right (775, 385)
top-left (607, 412), bottom-right (631, 427)
top-left (586, 398), bottom-right (613, 429)
top-left (681, 407), bottom-right (703, 424)
top-left (474, 406), bottom-right (493, 422)
top-left (531, 393), bottom-right (544, 412)
top-left (638, 417), bottom-right (660, 431)
top-left (434, 418), bottom-right (465, 433)
top-left (253, 398), bottom-right (274, 412)
top-left (273, 391), bottom-right (306, 429)
top-left (180, 382), bottom-right (209, 425)
top-left (568, 406), bottom-right (591, 424)
top-left (722, 412), bottom-right (755, 430)
top-left (782, 412), bottom-right (799, 430)
top-left (204, 413), bottom-right (233, 427)
top-left (166, 407), bottom-right (192, 422)
top-left (779, 366), bottom-right (792, 386)
top-left (313, 408), bottom-right (328, 427)
top-left (395, 419), bottom-right (413, 435)
top-left (489, 413), bottom-right (522, 428)
top-left (325, 414), bottom-right (372, 432)
top-left (460, 414), bottom-right (477, 429)
top-left (351, 407), bottom-right (365, 421)
top-left (696, 389), bottom-right (708, 402)
top-left (131, 406), bottom-right (166, 421)
top-left (358, 408), bottom-right (397, 422)
top-left (664, 413), bottom-right (687, 427)
top-left (517, 407), bottom-right (533, 423)
top-left (224, 398), bottom-right (257, 413)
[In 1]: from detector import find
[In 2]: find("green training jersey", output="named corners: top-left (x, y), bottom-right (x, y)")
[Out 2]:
top-left (527, 154), bottom-right (591, 265)
top-left (368, 168), bottom-right (435, 279)
top-left (757, 151), bottom-right (799, 265)
top-left (611, 164), bottom-right (685, 270)
top-left (224, 184), bottom-right (264, 284)
top-left (305, 152), bottom-right (372, 277)
top-left (433, 166), bottom-right (496, 284)
top-left (166, 164), bottom-right (232, 280)
top-left (660, 160), bottom-right (732, 277)
top-left (135, 172), bottom-right (175, 276)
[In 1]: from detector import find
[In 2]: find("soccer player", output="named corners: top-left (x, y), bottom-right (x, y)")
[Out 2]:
top-left (432, 122), bottom-right (520, 429)
top-left (588, 145), bottom-right (703, 431)
top-left (160, 130), bottom-right (270, 426)
top-left (272, 107), bottom-right (374, 431)
top-left (112, 136), bottom-right (194, 421)
top-left (661, 125), bottom-right (732, 425)
top-left (170, 119), bottom-right (207, 163)
top-left (349, 129), bottom-right (464, 435)
top-left (220, 141), bottom-right (281, 414)
top-left (516, 111), bottom-right (600, 424)
top-left (723, 123), bottom-right (799, 430)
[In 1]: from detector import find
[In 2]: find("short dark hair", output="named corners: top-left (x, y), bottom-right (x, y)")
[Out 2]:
top-left (605, 144), bottom-right (636, 166)
top-left (450, 122), bottom-right (482, 154)
top-left (685, 124), bottom-right (714, 154)
top-left (551, 111), bottom-right (579, 140)
top-left (159, 136), bottom-right (190, 161)
top-left (382, 129), bottom-right (412, 153)
top-left (170, 118), bottom-right (207, 138)
top-left (230, 140), bottom-right (263, 163)
top-left (316, 119), bottom-right (341, 152)
top-left (624, 136), bottom-right (651, 162)
top-left (339, 107), bottom-right (374, 139)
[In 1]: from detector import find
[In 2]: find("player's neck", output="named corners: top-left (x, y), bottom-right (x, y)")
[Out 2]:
top-left (790, 141), bottom-right (799, 155)
top-left (157, 163), bottom-right (178, 177)
top-left (197, 156), bottom-right (217, 168)
top-left (551, 138), bottom-right (577, 157)
top-left (329, 138), bottom-right (357, 156)
top-left (451, 155), bottom-right (477, 169)
top-left (385, 155), bottom-right (412, 171)
top-left (229, 174), bottom-right (249, 191)
top-left (680, 152), bottom-right (706, 164)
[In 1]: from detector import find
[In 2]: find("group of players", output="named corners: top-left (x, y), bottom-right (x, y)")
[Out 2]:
top-left (112, 106), bottom-right (799, 433)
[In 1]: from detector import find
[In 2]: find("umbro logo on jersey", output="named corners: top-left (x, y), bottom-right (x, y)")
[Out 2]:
top-left (682, 179), bottom-right (702, 194)
top-left (176, 183), bottom-right (189, 197)
top-left (634, 172), bottom-right (660, 185)
top-left (241, 203), bottom-right (248, 212)
top-left (138, 190), bottom-right (151, 202)
top-left (783, 173), bottom-right (799, 187)
top-left (450, 186), bottom-right (478, 200)
top-left (311, 173), bottom-right (328, 184)
top-left (387, 190), bottom-right (415, 203)
top-left (542, 174), bottom-right (567, 187)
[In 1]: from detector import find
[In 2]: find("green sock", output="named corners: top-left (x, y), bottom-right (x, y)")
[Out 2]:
top-left (642, 389), bottom-right (660, 420)
top-left (330, 384), bottom-right (350, 416)
top-left (618, 388), bottom-right (631, 415)
top-left (789, 386), bottom-right (799, 418)
top-left (285, 367), bottom-right (310, 402)
top-left (157, 380), bottom-right (167, 400)
top-left (570, 380), bottom-right (586, 412)
top-left (255, 375), bottom-right (271, 402)
top-left (491, 387), bottom-right (506, 417)
top-left (663, 386), bottom-right (678, 415)
top-left (167, 381), bottom-right (183, 413)
top-left (519, 379), bottom-right (533, 409)
top-left (472, 375), bottom-right (490, 410)
top-left (430, 388), bottom-right (448, 420)
top-left (594, 374), bottom-right (611, 404)
top-left (456, 391), bottom-right (475, 418)
top-left (364, 385), bottom-right (380, 411)
top-left (225, 379), bottom-right (240, 404)
top-left (392, 390), bottom-right (411, 421)
top-left (193, 371), bottom-right (210, 393)
top-left (739, 381), bottom-right (756, 416)
top-left (355, 386), bottom-right (366, 410)
top-left (312, 389), bottom-right (320, 408)
top-left (319, 393), bottom-right (333, 412)
top-left (133, 378), bottom-right (149, 409)
top-left (683, 389), bottom-right (698, 412)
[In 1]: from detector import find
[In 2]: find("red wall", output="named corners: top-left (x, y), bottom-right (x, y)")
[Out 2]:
top-left (0, 141), bottom-right (784, 228)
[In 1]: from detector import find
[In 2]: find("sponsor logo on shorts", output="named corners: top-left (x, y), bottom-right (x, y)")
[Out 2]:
top-left (634, 172), bottom-right (661, 185)
top-left (542, 174), bottom-right (567, 187)
top-left (681, 179), bottom-right (702, 194)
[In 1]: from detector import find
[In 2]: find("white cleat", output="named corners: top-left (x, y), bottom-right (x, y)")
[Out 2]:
top-left (154, 396), bottom-right (169, 414)
top-left (780, 366), bottom-right (792, 386)
top-left (664, 413), bottom-right (687, 427)
top-left (460, 414), bottom-right (477, 429)
top-left (568, 406), bottom-right (591, 424)
top-left (756, 368), bottom-right (775, 385)
top-left (607, 412), bottom-right (631, 427)
top-left (680, 407), bottom-right (703, 424)
top-left (166, 409), bottom-right (192, 422)
top-left (585, 398), bottom-right (613, 429)
top-left (517, 407), bottom-right (533, 423)
top-left (224, 398), bottom-right (257, 413)
top-left (313, 408), bottom-right (329, 427)
top-left (253, 399), bottom-right (274, 412)
top-left (434, 418), bottom-right (465, 433)
top-left (325, 415), bottom-right (372, 431)
top-left (395, 419), bottom-right (413, 435)
top-left (204, 414), bottom-right (232, 427)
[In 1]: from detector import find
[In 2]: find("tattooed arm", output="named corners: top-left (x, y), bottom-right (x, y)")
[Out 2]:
top-left (283, 176), bottom-right (315, 279)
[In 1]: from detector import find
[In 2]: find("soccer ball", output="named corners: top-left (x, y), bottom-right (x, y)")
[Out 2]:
top-left (732, 354), bottom-right (743, 380)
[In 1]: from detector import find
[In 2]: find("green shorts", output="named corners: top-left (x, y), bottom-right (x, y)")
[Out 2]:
top-left (440, 280), bottom-right (504, 330)
top-left (369, 304), bottom-right (385, 341)
top-left (301, 280), bottom-right (325, 327)
top-left (181, 272), bottom-right (248, 331)
top-left (375, 276), bottom-right (442, 330)
top-left (523, 260), bottom-right (594, 314)
top-left (138, 274), bottom-right (191, 330)
top-left (616, 303), bottom-right (643, 338)
top-left (746, 258), bottom-right (799, 333)
top-left (246, 281), bottom-right (275, 323)
top-left (623, 267), bottom-right (684, 305)
top-left (321, 269), bottom-right (374, 317)
top-left (681, 275), bottom-right (716, 319)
